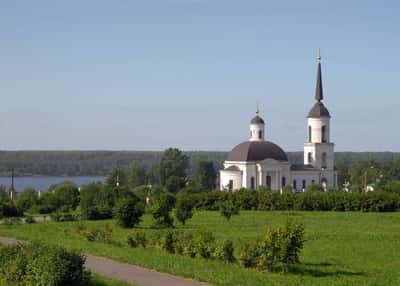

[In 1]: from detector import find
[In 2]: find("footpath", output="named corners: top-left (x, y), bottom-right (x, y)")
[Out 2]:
top-left (0, 236), bottom-right (211, 286)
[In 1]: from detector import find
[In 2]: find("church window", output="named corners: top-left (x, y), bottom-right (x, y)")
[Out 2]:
top-left (282, 177), bottom-right (286, 187)
top-left (266, 176), bottom-right (272, 188)
top-left (293, 180), bottom-right (297, 190)
top-left (302, 180), bottom-right (306, 189)
top-left (322, 152), bottom-right (327, 168)
top-left (308, 126), bottom-right (312, 142)
top-left (322, 126), bottom-right (327, 142)
top-left (250, 177), bottom-right (255, 190)
top-left (228, 180), bottom-right (233, 192)
top-left (258, 130), bottom-right (262, 139)
top-left (308, 152), bottom-right (312, 164)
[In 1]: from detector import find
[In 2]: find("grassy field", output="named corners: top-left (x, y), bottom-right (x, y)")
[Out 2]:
top-left (0, 211), bottom-right (399, 286)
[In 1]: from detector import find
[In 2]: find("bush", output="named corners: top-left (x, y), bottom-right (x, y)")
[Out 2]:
top-left (239, 242), bottom-right (261, 268)
top-left (151, 193), bottom-right (175, 228)
top-left (0, 243), bottom-right (89, 286)
top-left (127, 231), bottom-right (147, 248)
top-left (193, 231), bottom-right (216, 259)
top-left (175, 194), bottom-right (194, 225)
top-left (238, 219), bottom-right (305, 272)
top-left (220, 200), bottom-right (239, 221)
top-left (76, 224), bottom-right (113, 243)
top-left (214, 239), bottom-right (235, 262)
top-left (113, 197), bottom-right (144, 228)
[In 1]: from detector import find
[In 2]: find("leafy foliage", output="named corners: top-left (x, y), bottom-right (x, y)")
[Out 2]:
top-left (174, 194), bottom-right (194, 225)
top-left (220, 200), bottom-right (239, 220)
top-left (194, 161), bottom-right (217, 191)
top-left (113, 197), bottom-right (145, 228)
top-left (239, 219), bottom-right (305, 272)
top-left (151, 193), bottom-right (176, 228)
top-left (0, 243), bottom-right (89, 286)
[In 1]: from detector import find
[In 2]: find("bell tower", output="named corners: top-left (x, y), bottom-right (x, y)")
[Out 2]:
top-left (249, 101), bottom-right (265, 142)
top-left (304, 50), bottom-right (335, 172)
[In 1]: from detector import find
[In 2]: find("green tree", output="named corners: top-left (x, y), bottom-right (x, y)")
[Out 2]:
top-left (175, 194), bottom-right (194, 225)
top-left (220, 200), bottom-right (239, 221)
top-left (159, 148), bottom-right (189, 185)
top-left (16, 188), bottom-right (38, 212)
top-left (127, 164), bottom-right (147, 188)
top-left (195, 161), bottom-right (217, 191)
top-left (151, 193), bottom-right (175, 228)
top-left (52, 182), bottom-right (80, 211)
top-left (165, 176), bottom-right (185, 194)
top-left (79, 183), bottom-right (115, 220)
top-left (113, 196), bottom-right (145, 228)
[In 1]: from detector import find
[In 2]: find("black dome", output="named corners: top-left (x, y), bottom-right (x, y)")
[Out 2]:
top-left (250, 115), bottom-right (265, 124)
top-left (308, 102), bottom-right (331, 118)
top-left (227, 141), bottom-right (288, 162)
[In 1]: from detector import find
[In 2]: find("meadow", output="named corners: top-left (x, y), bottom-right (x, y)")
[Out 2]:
top-left (0, 211), bottom-right (399, 286)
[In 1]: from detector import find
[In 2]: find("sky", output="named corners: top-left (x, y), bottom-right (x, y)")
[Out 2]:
top-left (0, 0), bottom-right (399, 151)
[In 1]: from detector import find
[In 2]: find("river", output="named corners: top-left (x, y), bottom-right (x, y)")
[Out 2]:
top-left (0, 176), bottom-right (105, 192)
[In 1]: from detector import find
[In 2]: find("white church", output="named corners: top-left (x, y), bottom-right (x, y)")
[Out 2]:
top-left (220, 53), bottom-right (338, 192)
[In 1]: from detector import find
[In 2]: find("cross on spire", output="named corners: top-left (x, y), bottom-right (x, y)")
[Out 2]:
top-left (315, 48), bottom-right (323, 101)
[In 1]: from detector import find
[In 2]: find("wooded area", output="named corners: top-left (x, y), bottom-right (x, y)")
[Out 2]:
top-left (0, 150), bottom-right (399, 176)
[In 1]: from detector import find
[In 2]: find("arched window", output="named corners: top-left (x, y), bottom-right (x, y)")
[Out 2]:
top-left (321, 126), bottom-right (327, 142)
top-left (308, 152), bottom-right (312, 164)
top-left (302, 180), bottom-right (306, 189)
top-left (258, 130), bottom-right (262, 139)
top-left (282, 177), bottom-right (286, 187)
top-left (308, 126), bottom-right (312, 142)
top-left (250, 177), bottom-right (255, 190)
top-left (293, 180), bottom-right (297, 190)
top-left (322, 152), bottom-right (327, 168)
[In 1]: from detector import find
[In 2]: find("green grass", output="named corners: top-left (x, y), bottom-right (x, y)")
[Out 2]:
top-left (1, 211), bottom-right (400, 286)
top-left (90, 273), bottom-right (134, 286)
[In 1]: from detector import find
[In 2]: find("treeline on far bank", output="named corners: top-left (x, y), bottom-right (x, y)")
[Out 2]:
top-left (0, 150), bottom-right (400, 177)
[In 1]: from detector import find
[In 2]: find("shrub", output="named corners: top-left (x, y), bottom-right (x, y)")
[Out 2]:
top-left (175, 194), bottom-right (194, 225)
top-left (239, 242), bottom-right (261, 268)
top-left (220, 200), bottom-right (239, 221)
top-left (127, 231), bottom-right (147, 248)
top-left (76, 224), bottom-right (113, 243)
top-left (214, 239), bottom-right (235, 262)
top-left (113, 197), bottom-right (144, 228)
top-left (194, 231), bottom-right (216, 259)
top-left (238, 219), bottom-right (305, 272)
top-left (160, 230), bottom-right (176, 253)
top-left (151, 194), bottom-right (175, 228)
top-left (0, 243), bottom-right (89, 286)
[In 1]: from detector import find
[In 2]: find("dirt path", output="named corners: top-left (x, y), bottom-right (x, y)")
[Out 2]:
top-left (0, 236), bottom-right (211, 286)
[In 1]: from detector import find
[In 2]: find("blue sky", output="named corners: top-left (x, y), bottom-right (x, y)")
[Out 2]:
top-left (0, 0), bottom-right (399, 151)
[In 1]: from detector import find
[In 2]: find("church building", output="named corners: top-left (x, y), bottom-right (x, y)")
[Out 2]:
top-left (220, 52), bottom-right (338, 192)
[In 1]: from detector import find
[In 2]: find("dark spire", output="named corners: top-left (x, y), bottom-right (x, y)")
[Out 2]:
top-left (315, 48), bottom-right (323, 102)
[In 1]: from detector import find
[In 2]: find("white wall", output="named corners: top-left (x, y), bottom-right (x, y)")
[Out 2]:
top-left (249, 123), bottom-right (264, 141)
top-left (307, 117), bottom-right (330, 143)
